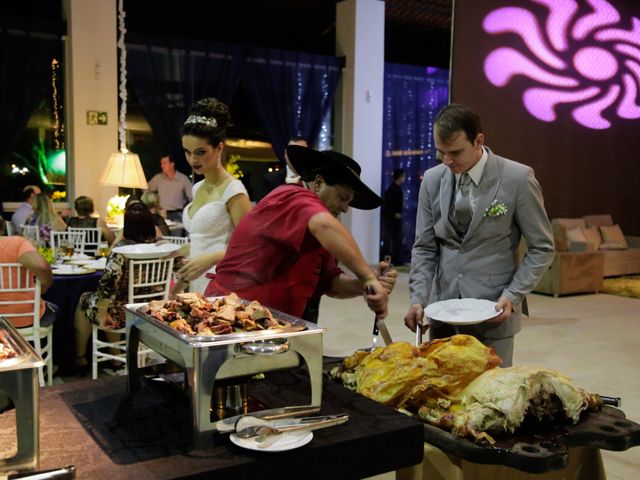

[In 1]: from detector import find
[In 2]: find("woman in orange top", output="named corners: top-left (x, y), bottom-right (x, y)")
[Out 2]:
top-left (0, 218), bottom-right (55, 327)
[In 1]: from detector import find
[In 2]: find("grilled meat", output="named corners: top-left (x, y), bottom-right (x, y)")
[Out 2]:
top-left (144, 292), bottom-right (290, 336)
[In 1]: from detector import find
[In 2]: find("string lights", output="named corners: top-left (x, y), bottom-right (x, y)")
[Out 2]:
top-left (51, 58), bottom-right (64, 150)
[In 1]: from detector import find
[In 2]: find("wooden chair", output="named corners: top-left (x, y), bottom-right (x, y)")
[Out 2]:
top-left (91, 256), bottom-right (174, 379)
top-left (50, 230), bottom-right (87, 256)
top-left (162, 235), bottom-right (189, 245)
top-left (19, 225), bottom-right (40, 244)
top-left (68, 227), bottom-right (101, 256)
top-left (0, 263), bottom-right (53, 386)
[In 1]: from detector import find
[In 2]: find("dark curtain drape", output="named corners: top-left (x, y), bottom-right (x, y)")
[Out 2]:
top-left (127, 34), bottom-right (248, 172)
top-left (381, 63), bottom-right (449, 263)
top-left (0, 28), bottom-right (60, 163)
top-left (243, 48), bottom-right (344, 162)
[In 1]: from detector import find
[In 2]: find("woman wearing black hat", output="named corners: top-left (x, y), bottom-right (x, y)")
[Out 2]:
top-left (203, 145), bottom-right (395, 320)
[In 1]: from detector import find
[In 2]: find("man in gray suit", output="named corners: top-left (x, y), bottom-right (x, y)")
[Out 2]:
top-left (404, 104), bottom-right (554, 366)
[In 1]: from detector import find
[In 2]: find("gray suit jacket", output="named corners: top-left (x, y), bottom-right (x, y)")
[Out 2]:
top-left (409, 148), bottom-right (554, 339)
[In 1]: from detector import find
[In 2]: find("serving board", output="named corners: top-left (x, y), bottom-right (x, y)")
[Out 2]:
top-left (422, 406), bottom-right (640, 473)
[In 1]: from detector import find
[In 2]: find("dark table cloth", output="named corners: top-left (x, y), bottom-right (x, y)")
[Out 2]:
top-left (0, 371), bottom-right (424, 479)
top-left (43, 271), bottom-right (102, 375)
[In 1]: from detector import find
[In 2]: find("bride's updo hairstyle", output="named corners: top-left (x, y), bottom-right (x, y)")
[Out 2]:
top-left (180, 97), bottom-right (232, 146)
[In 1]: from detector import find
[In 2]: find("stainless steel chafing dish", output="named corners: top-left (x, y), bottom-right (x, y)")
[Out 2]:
top-left (124, 299), bottom-right (324, 441)
top-left (0, 316), bottom-right (45, 473)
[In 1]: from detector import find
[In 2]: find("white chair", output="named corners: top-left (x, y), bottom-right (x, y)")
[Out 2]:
top-left (0, 263), bottom-right (53, 386)
top-left (162, 235), bottom-right (189, 245)
top-left (68, 227), bottom-right (101, 256)
top-left (19, 225), bottom-right (40, 244)
top-left (91, 256), bottom-right (174, 379)
top-left (50, 230), bottom-right (87, 256)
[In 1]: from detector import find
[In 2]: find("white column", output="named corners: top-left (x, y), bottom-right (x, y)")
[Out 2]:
top-left (63, 0), bottom-right (118, 215)
top-left (336, 0), bottom-right (385, 264)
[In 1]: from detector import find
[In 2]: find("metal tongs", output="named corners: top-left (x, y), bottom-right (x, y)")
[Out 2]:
top-left (235, 414), bottom-right (349, 439)
top-left (371, 255), bottom-right (393, 348)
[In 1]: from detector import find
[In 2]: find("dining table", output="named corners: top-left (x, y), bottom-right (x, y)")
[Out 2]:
top-left (43, 267), bottom-right (103, 375)
top-left (0, 369), bottom-right (425, 479)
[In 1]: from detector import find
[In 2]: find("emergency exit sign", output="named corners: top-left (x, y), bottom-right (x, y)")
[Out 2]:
top-left (87, 111), bottom-right (108, 125)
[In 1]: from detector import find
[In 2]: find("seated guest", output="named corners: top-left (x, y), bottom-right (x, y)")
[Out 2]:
top-left (67, 195), bottom-right (116, 246)
top-left (24, 193), bottom-right (66, 246)
top-left (141, 191), bottom-right (171, 237)
top-left (73, 202), bottom-right (159, 371)
top-left (0, 217), bottom-right (57, 329)
top-left (11, 185), bottom-right (41, 233)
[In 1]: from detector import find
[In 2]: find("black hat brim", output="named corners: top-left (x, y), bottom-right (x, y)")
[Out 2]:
top-left (287, 146), bottom-right (382, 210)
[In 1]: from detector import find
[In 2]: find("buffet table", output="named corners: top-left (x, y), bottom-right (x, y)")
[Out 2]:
top-left (0, 371), bottom-right (424, 479)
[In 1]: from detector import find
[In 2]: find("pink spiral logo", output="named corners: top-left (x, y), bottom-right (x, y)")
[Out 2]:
top-left (483, 0), bottom-right (640, 129)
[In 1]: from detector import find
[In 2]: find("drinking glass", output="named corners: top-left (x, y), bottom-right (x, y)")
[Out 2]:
top-left (98, 242), bottom-right (110, 258)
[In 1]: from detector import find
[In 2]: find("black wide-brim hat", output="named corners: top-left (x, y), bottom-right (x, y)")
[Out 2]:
top-left (286, 145), bottom-right (382, 210)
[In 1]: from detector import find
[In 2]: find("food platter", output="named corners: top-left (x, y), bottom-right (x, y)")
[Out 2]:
top-left (425, 298), bottom-right (501, 325)
top-left (112, 242), bottom-right (180, 259)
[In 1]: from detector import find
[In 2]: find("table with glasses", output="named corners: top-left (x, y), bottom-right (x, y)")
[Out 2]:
top-left (43, 269), bottom-right (103, 375)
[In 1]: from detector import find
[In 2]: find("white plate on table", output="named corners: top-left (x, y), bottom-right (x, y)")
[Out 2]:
top-left (82, 258), bottom-right (107, 270)
top-left (65, 259), bottom-right (95, 266)
top-left (52, 265), bottom-right (96, 276)
top-left (229, 431), bottom-right (313, 452)
top-left (63, 253), bottom-right (92, 261)
top-left (425, 299), bottom-right (502, 325)
top-left (111, 242), bottom-right (181, 260)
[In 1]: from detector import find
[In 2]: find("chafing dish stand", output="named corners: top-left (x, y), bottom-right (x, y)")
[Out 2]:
top-left (0, 317), bottom-right (45, 474)
top-left (124, 302), bottom-right (325, 444)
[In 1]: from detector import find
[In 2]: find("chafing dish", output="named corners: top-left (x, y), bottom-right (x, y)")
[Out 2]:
top-left (0, 316), bottom-right (45, 473)
top-left (124, 299), bottom-right (324, 441)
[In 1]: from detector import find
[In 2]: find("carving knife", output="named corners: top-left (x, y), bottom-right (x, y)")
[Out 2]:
top-left (371, 256), bottom-right (393, 347)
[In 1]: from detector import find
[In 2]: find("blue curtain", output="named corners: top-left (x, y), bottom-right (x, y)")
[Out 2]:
top-left (381, 63), bottom-right (449, 264)
top-left (0, 28), bottom-right (61, 163)
top-left (127, 34), bottom-right (248, 172)
top-left (243, 48), bottom-right (344, 162)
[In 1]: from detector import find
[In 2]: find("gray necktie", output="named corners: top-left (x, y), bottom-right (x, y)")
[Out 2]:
top-left (454, 173), bottom-right (472, 228)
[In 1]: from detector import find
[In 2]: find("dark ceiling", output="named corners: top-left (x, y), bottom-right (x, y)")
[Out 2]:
top-left (2, 0), bottom-right (452, 68)
top-left (124, 0), bottom-right (452, 68)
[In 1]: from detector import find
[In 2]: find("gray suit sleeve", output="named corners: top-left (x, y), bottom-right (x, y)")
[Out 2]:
top-left (409, 175), bottom-right (439, 306)
top-left (503, 168), bottom-right (554, 305)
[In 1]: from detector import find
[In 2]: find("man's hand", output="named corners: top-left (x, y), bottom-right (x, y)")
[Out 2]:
top-left (374, 261), bottom-right (398, 294)
top-left (486, 296), bottom-right (513, 323)
top-left (363, 278), bottom-right (389, 319)
top-left (404, 303), bottom-right (429, 333)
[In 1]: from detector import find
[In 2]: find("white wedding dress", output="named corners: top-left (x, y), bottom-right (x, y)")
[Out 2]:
top-left (182, 179), bottom-right (247, 293)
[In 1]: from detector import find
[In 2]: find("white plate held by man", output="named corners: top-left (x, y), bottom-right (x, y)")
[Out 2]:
top-left (425, 298), bottom-right (502, 325)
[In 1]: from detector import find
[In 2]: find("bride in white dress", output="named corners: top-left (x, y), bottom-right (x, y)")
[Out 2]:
top-left (175, 98), bottom-right (251, 293)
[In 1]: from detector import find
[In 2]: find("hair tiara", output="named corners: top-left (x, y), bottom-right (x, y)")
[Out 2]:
top-left (184, 115), bottom-right (218, 128)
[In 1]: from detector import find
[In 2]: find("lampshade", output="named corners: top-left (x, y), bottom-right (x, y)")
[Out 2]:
top-left (99, 151), bottom-right (148, 189)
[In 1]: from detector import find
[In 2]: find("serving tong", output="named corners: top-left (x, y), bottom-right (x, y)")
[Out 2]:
top-left (235, 413), bottom-right (349, 439)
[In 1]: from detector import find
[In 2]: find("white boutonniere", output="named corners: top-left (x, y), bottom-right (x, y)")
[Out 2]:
top-left (484, 200), bottom-right (508, 218)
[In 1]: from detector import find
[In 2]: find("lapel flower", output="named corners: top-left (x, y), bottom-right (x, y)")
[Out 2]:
top-left (484, 199), bottom-right (508, 218)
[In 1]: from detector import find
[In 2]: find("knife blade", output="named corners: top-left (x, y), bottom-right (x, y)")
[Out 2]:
top-left (371, 255), bottom-right (392, 348)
